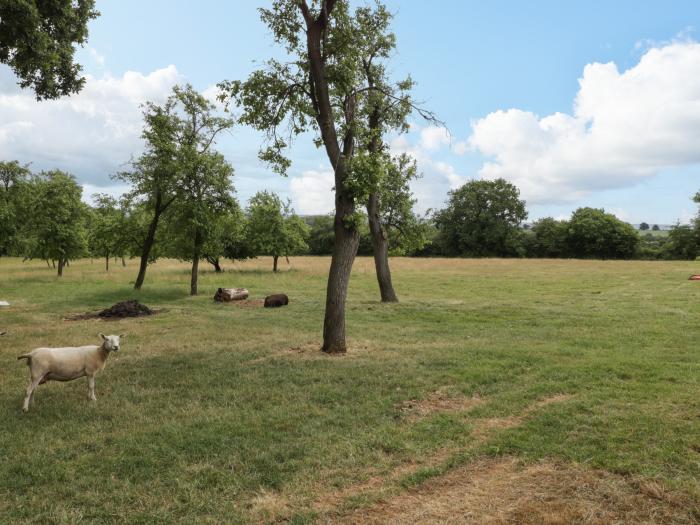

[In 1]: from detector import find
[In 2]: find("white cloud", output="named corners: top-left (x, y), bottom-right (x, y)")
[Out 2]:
top-left (452, 140), bottom-right (468, 155)
top-left (88, 47), bottom-right (106, 66)
top-left (419, 125), bottom-right (450, 151)
top-left (433, 161), bottom-right (467, 190)
top-left (0, 64), bottom-right (183, 185)
top-left (388, 133), bottom-right (469, 213)
top-left (289, 169), bottom-right (335, 215)
top-left (468, 41), bottom-right (700, 204)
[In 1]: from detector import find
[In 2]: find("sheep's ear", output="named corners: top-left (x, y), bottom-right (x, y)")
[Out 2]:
top-left (99, 333), bottom-right (106, 340)
top-left (118, 333), bottom-right (126, 339)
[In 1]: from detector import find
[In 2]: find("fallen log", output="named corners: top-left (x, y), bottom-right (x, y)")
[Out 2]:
top-left (214, 288), bottom-right (249, 302)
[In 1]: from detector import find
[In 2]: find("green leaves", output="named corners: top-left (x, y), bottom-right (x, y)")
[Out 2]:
top-left (246, 191), bottom-right (309, 264)
top-left (567, 208), bottom-right (639, 259)
top-left (116, 84), bottom-right (236, 267)
top-left (24, 170), bottom-right (88, 265)
top-left (435, 179), bottom-right (528, 257)
top-left (0, 0), bottom-right (99, 99)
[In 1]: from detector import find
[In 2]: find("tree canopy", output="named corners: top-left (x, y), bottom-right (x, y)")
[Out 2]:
top-left (25, 170), bottom-right (87, 275)
top-left (566, 207), bottom-right (639, 259)
top-left (435, 178), bottom-right (528, 257)
top-left (246, 190), bottom-right (309, 272)
top-left (117, 84), bottom-right (234, 291)
top-left (0, 0), bottom-right (99, 99)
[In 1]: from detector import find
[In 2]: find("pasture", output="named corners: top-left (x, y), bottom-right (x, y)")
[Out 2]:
top-left (1, 256), bottom-right (699, 523)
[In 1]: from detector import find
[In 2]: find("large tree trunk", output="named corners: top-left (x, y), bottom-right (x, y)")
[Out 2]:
top-left (134, 208), bottom-right (161, 290)
top-left (367, 193), bottom-right (398, 302)
top-left (190, 228), bottom-right (202, 296)
top-left (57, 258), bottom-right (64, 277)
top-left (211, 258), bottom-right (222, 272)
top-left (273, 255), bottom-right (279, 273)
top-left (301, 4), bottom-right (359, 354)
top-left (322, 189), bottom-right (360, 354)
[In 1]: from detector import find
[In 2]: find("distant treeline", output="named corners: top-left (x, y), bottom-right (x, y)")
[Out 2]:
top-left (305, 179), bottom-right (700, 261)
top-left (2, 161), bottom-right (699, 270)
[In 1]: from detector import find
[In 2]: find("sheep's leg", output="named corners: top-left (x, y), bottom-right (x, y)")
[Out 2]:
top-left (87, 375), bottom-right (97, 401)
top-left (23, 376), bottom-right (42, 413)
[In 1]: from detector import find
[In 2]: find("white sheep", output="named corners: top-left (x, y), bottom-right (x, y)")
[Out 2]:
top-left (17, 333), bottom-right (123, 412)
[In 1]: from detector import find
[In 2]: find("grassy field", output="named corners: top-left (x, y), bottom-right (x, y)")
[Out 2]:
top-left (1, 256), bottom-right (699, 524)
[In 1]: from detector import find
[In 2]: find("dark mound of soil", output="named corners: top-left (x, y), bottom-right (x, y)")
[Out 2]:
top-left (98, 300), bottom-right (153, 318)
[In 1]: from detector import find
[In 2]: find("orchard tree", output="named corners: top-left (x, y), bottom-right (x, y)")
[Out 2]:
top-left (434, 178), bottom-right (527, 256)
top-left (0, 0), bottom-right (99, 99)
top-left (117, 100), bottom-right (180, 289)
top-left (26, 171), bottom-right (87, 275)
top-left (169, 86), bottom-right (235, 295)
top-left (172, 151), bottom-right (235, 295)
top-left (246, 191), bottom-right (309, 272)
top-left (0, 160), bottom-right (31, 256)
top-left (118, 84), bottom-right (233, 290)
top-left (352, 4), bottom-right (438, 302)
top-left (375, 154), bottom-right (428, 257)
top-left (220, 0), bottom-right (413, 352)
top-left (639, 222), bottom-right (650, 231)
top-left (88, 194), bottom-right (127, 270)
top-left (201, 203), bottom-right (252, 272)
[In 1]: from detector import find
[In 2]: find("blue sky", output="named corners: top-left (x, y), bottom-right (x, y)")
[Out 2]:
top-left (2, 1), bottom-right (700, 224)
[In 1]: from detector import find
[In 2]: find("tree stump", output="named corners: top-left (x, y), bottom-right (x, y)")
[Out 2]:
top-left (264, 294), bottom-right (289, 308)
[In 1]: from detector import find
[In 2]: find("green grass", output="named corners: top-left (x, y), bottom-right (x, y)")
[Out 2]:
top-left (1, 256), bottom-right (699, 523)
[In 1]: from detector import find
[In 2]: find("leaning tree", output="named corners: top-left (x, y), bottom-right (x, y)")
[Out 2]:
top-left (352, 3), bottom-right (439, 302)
top-left (220, 0), bottom-right (426, 353)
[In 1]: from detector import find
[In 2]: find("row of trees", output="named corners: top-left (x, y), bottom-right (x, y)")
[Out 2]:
top-left (0, 163), bottom-right (313, 276)
top-left (412, 179), bottom-right (699, 261)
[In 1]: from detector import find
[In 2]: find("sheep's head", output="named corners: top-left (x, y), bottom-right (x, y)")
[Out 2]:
top-left (99, 333), bottom-right (124, 352)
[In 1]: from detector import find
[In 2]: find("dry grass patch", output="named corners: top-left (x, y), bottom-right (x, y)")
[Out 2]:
top-left (400, 388), bottom-right (484, 421)
top-left (313, 447), bottom-right (457, 515)
top-left (247, 489), bottom-right (293, 524)
top-left (224, 299), bottom-right (265, 308)
top-left (333, 457), bottom-right (697, 525)
top-left (244, 339), bottom-right (379, 365)
top-left (471, 394), bottom-right (572, 439)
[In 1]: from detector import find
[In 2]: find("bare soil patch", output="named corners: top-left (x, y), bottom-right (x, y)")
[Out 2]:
top-left (333, 457), bottom-right (696, 525)
top-left (224, 299), bottom-right (264, 309)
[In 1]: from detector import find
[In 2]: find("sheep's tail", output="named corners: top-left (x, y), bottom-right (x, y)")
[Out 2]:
top-left (17, 354), bottom-right (30, 362)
